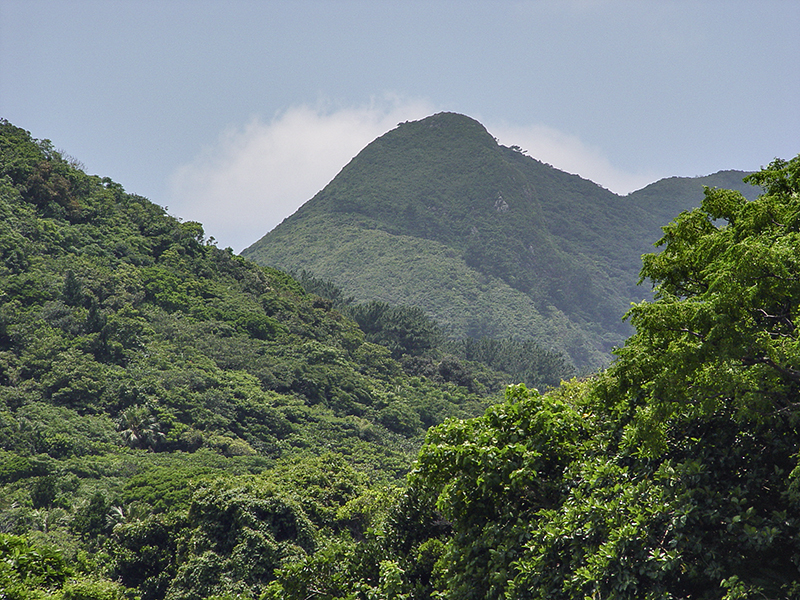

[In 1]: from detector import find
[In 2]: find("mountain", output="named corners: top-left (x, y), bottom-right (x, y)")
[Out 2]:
top-left (242, 112), bottom-right (760, 371)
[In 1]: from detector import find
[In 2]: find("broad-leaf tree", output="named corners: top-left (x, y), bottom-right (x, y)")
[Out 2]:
top-left (615, 155), bottom-right (800, 448)
top-left (400, 157), bottom-right (800, 600)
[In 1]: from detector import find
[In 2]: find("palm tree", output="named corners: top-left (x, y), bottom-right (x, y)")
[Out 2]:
top-left (116, 405), bottom-right (165, 450)
top-left (106, 502), bottom-right (148, 530)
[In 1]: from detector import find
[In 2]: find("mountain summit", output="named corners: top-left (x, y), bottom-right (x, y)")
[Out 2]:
top-left (242, 112), bottom-right (758, 369)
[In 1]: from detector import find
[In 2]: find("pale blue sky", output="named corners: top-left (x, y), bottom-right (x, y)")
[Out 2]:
top-left (1, 0), bottom-right (798, 251)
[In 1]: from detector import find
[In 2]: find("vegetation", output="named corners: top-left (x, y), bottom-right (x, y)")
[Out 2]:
top-left (393, 156), bottom-right (800, 599)
top-left (2, 115), bottom-right (798, 599)
top-left (243, 112), bottom-right (759, 371)
top-left (263, 155), bottom-right (800, 599)
top-left (0, 119), bottom-right (516, 599)
top-left (294, 270), bottom-right (573, 391)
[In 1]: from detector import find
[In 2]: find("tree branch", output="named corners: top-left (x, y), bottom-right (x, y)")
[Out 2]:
top-left (742, 354), bottom-right (800, 383)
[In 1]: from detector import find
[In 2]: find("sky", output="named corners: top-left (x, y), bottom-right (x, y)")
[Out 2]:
top-left (1, 1), bottom-right (798, 252)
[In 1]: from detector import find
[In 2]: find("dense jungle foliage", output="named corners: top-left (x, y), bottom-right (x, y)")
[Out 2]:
top-left (243, 112), bottom-right (759, 371)
top-left (2, 116), bottom-right (799, 599)
top-left (293, 271), bottom-right (573, 392)
top-left (269, 155), bottom-right (800, 599)
top-left (0, 119), bottom-right (569, 599)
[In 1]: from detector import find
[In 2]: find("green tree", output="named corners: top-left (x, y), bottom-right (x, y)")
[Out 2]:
top-left (72, 492), bottom-right (110, 540)
top-left (0, 533), bottom-right (70, 591)
top-left (398, 157), bottom-right (800, 600)
top-left (346, 301), bottom-right (442, 359)
top-left (108, 515), bottom-right (178, 600)
top-left (116, 405), bottom-right (165, 450)
top-left (406, 383), bottom-right (587, 600)
top-left (63, 269), bottom-right (83, 306)
top-left (167, 477), bottom-right (317, 599)
top-left (614, 155), bottom-right (800, 449)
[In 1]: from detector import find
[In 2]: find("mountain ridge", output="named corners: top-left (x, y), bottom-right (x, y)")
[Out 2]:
top-left (243, 112), bottom-right (759, 369)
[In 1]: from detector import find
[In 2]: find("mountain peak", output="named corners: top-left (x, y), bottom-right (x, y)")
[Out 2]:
top-left (242, 114), bottom-right (757, 370)
top-left (395, 111), bottom-right (494, 138)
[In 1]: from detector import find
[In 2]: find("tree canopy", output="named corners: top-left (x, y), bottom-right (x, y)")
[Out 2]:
top-left (0, 118), bottom-right (505, 599)
top-left (615, 155), bottom-right (800, 449)
top-left (393, 155), bottom-right (800, 599)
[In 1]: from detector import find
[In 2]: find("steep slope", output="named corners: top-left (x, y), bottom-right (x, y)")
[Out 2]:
top-left (0, 118), bottom-right (504, 466)
top-left (243, 112), bottom-right (759, 370)
top-left (0, 119), bottom-right (507, 598)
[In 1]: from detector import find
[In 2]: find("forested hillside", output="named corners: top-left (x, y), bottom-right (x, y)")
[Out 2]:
top-left (243, 112), bottom-right (759, 371)
top-left (264, 155), bottom-right (800, 599)
top-left (0, 119), bottom-right (523, 599)
top-left (2, 116), bottom-right (799, 600)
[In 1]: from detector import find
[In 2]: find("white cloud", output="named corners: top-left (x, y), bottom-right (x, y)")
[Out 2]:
top-left (487, 121), bottom-right (659, 195)
top-left (168, 97), bottom-right (656, 253)
top-left (167, 96), bottom-right (436, 252)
